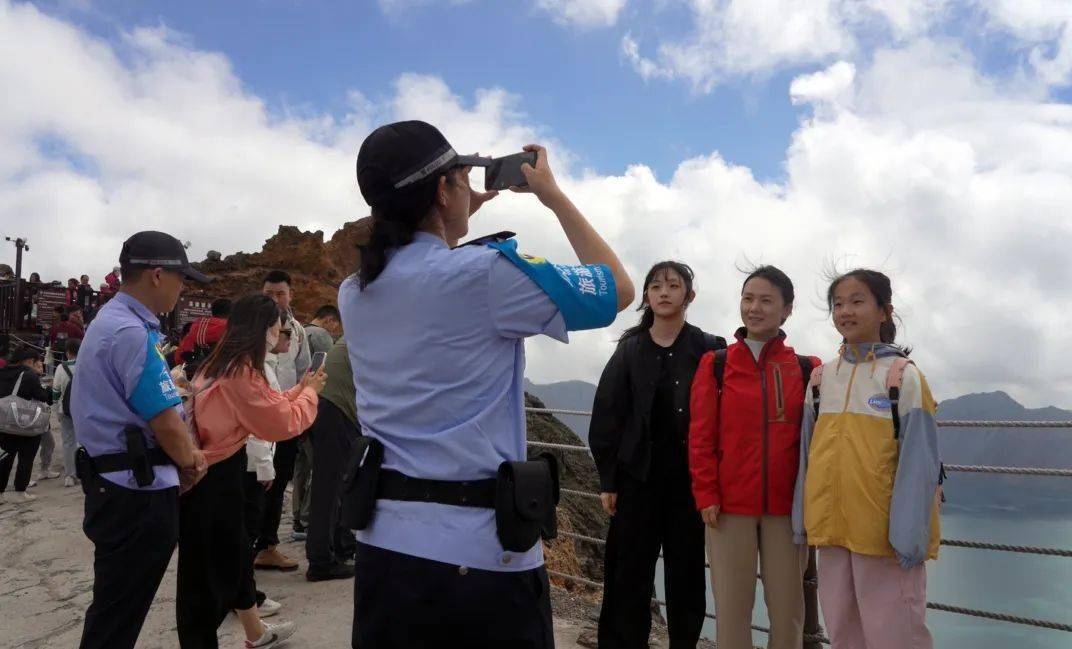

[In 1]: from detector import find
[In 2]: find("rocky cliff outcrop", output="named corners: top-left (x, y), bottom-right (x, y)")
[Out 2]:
top-left (527, 393), bottom-right (606, 595)
top-left (192, 219), bottom-right (371, 321)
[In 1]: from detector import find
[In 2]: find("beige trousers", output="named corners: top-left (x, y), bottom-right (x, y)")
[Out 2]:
top-left (706, 513), bottom-right (807, 649)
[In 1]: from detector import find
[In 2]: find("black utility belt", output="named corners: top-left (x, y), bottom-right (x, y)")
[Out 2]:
top-left (75, 425), bottom-right (175, 488)
top-left (340, 437), bottom-right (560, 553)
top-left (376, 470), bottom-right (497, 508)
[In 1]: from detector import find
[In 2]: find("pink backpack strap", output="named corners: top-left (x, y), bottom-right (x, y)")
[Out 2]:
top-left (886, 357), bottom-right (913, 392)
top-left (886, 358), bottom-right (914, 439)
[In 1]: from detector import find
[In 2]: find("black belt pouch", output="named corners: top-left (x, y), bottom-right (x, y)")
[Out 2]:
top-left (495, 453), bottom-right (560, 553)
top-left (123, 426), bottom-right (156, 487)
top-left (339, 436), bottom-right (384, 531)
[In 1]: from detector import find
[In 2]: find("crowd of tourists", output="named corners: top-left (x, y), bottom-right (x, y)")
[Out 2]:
top-left (0, 119), bottom-right (942, 649)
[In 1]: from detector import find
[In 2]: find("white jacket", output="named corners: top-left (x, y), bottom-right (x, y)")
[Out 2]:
top-left (245, 354), bottom-right (283, 480)
top-left (273, 313), bottom-right (311, 391)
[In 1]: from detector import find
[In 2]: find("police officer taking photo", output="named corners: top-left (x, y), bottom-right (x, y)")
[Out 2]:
top-left (339, 120), bottom-right (635, 649)
top-left (72, 231), bottom-right (211, 649)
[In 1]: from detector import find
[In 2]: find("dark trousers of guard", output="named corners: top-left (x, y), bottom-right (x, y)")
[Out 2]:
top-left (353, 542), bottom-right (555, 649)
top-left (306, 399), bottom-right (359, 567)
top-left (177, 450), bottom-right (258, 649)
top-left (256, 436), bottom-right (299, 550)
top-left (597, 452), bottom-right (707, 648)
top-left (78, 466), bottom-right (179, 649)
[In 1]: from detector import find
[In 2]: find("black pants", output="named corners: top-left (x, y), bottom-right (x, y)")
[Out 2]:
top-left (78, 467), bottom-right (179, 649)
top-left (256, 436), bottom-right (299, 551)
top-left (597, 453), bottom-right (706, 648)
top-left (0, 432), bottom-right (43, 492)
top-left (353, 542), bottom-right (554, 649)
top-left (177, 450), bottom-right (258, 649)
top-left (242, 470), bottom-right (268, 607)
top-left (306, 399), bottom-right (359, 567)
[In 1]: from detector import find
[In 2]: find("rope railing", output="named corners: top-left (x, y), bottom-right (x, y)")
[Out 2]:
top-left (526, 407), bottom-right (1072, 429)
top-left (560, 525), bottom-right (1072, 563)
top-left (531, 439), bottom-right (1072, 478)
top-left (529, 405), bottom-right (1072, 636)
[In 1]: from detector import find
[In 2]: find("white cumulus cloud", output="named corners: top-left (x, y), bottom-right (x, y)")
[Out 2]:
top-left (3, 2), bottom-right (1072, 409)
top-left (537, 0), bottom-right (627, 28)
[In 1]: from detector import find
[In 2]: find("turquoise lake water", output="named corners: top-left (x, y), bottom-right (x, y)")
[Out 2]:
top-left (652, 510), bottom-right (1072, 648)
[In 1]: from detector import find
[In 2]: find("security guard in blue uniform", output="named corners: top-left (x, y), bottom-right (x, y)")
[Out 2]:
top-left (339, 121), bottom-right (635, 648)
top-left (72, 231), bottom-right (211, 649)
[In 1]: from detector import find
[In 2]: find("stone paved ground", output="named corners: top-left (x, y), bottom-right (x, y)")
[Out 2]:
top-left (0, 468), bottom-right (632, 649)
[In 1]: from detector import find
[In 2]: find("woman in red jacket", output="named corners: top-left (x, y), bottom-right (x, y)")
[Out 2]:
top-left (688, 266), bottom-right (818, 649)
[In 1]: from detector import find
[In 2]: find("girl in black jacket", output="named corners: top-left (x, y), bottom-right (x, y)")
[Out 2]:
top-left (590, 261), bottom-right (725, 648)
top-left (0, 348), bottom-right (53, 502)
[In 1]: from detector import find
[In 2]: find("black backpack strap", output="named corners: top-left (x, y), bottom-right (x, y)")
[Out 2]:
top-left (703, 332), bottom-right (727, 352)
top-left (712, 349), bottom-right (728, 393)
top-left (795, 355), bottom-right (813, 397)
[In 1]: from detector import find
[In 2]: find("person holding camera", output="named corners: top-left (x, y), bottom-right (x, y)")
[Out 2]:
top-left (340, 120), bottom-right (634, 648)
top-left (177, 294), bottom-right (325, 648)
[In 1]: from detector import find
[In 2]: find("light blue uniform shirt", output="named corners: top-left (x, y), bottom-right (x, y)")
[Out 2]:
top-left (339, 232), bottom-right (615, 572)
top-left (72, 292), bottom-right (184, 491)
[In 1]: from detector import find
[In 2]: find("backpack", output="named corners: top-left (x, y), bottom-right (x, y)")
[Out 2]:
top-left (808, 357), bottom-right (912, 439)
top-left (60, 362), bottom-right (74, 417)
top-left (182, 319), bottom-right (216, 381)
top-left (808, 357), bottom-right (947, 497)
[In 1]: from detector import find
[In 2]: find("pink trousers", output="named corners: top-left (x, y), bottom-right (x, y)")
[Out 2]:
top-left (818, 546), bottom-right (933, 649)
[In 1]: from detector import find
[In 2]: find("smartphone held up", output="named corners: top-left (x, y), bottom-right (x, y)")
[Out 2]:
top-left (484, 151), bottom-right (538, 191)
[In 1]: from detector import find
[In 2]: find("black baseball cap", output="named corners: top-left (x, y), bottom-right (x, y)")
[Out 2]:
top-left (119, 231), bottom-right (213, 284)
top-left (356, 120), bottom-right (490, 207)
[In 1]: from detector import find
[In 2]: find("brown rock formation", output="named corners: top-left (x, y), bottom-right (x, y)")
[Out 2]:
top-left (191, 219), bottom-right (371, 321)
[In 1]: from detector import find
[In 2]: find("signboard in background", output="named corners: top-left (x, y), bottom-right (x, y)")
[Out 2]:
top-left (35, 288), bottom-right (69, 332)
top-left (174, 295), bottom-right (215, 330)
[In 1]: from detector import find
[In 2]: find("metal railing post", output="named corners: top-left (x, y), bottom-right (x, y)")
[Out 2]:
top-left (803, 546), bottom-right (822, 649)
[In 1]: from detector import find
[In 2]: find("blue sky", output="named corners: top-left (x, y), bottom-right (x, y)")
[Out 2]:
top-left (36, 0), bottom-right (813, 182)
top-left (6, 0), bottom-right (1072, 405)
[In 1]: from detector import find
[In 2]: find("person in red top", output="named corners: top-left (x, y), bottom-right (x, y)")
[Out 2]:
top-left (688, 266), bottom-right (820, 649)
top-left (49, 309), bottom-right (85, 347)
top-left (172, 298), bottom-right (232, 368)
top-left (105, 266), bottom-right (121, 293)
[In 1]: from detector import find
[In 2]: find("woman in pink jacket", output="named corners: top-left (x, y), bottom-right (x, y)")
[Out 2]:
top-left (177, 294), bottom-right (327, 649)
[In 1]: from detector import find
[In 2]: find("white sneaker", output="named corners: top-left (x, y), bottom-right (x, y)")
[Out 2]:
top-left (20, 492), bottom-right (36, 502)
top-left (257, 598), bottom-right (282, 618)
top-left (63, 476), bottom-right (77, 488)
top-left (245, 621), bottom-right (295, 647)
top-left (37, 470), bottom-right (61, 481)
top-left (26, 480), bottom-right (37, 488)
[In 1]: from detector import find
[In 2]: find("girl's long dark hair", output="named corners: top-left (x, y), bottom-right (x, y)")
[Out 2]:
top-left (196, 295), bottom-right (282, 382)
top-left (619, 261), bottom-right (695, 342)
top-left (357, 170), bottom-right (461, 290)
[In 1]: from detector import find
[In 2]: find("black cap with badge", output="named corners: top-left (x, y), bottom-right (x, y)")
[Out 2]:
top-left (356, 120), bottom-right (490, 207)
top-left (119, 231), bottom-right (213, 284)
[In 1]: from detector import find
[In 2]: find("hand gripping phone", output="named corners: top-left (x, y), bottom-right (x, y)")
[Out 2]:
top-left (484, 151), bottom-right (538, 191)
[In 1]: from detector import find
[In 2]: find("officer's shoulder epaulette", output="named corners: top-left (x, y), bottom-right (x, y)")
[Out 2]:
top-left (452, 231), bottom-right (516, 250)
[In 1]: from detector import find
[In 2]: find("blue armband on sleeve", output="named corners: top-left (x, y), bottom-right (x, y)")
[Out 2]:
top-left (128, 327), bottom-right (183, 421)
top-left (488, 239), bottom-right (617, 331)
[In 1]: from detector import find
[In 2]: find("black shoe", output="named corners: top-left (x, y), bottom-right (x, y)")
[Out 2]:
top-left (305, 561), bottom-right (356, 582)
top-left (292, 520), bottom-right (306, 534)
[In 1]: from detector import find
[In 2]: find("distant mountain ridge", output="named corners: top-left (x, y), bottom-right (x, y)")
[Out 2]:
top-left (523, 381), bottom-right (1072, 514)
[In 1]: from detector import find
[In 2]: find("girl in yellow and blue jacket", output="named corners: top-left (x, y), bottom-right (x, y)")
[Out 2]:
top-left (791, 269), bottom-right (942, 649)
